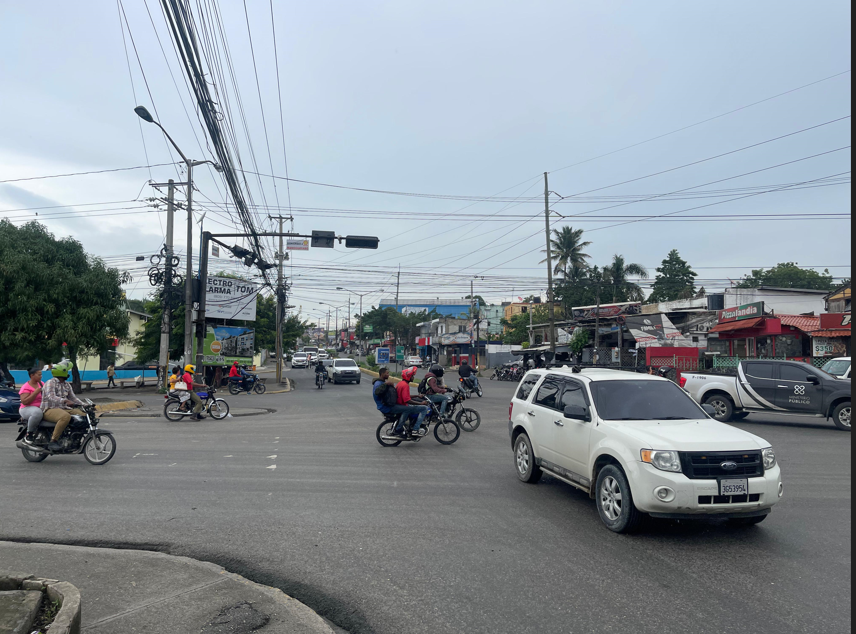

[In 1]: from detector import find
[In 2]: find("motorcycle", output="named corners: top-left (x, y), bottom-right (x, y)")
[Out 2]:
top-left (459, 375), bottom-right (484, 398)
top-left (163, 385), bottom-right (230, 421)
top-left (315, 371), bottom-right (326, 389)
top-left (375, 396), bottom-right (462, 447)
top-left (228, 373), bottom-right (266, 395)
top-left (15, 399), bottom-right (116, 465)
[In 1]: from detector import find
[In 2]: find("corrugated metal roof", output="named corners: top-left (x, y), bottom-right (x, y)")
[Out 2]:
top-left (778, 315), bottom-right (821, 333)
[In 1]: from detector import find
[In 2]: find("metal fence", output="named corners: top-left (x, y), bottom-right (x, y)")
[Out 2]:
top-left (709, 355), bottom-right (832, 373)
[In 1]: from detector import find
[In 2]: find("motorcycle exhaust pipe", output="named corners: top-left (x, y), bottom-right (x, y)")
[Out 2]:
top-left (15, 441), bottom-right (48, 453)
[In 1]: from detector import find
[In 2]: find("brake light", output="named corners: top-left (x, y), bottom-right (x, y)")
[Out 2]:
top-left (679, 376), bottom-right (687, 388)
top-left (509, 402), bottom-right (513, 421)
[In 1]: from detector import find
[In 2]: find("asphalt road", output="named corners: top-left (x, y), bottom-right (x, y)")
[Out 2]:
top-left (0, 370), bottom-right (850, 634)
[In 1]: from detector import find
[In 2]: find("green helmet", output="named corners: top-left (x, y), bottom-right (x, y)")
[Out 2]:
top-left (51, 361), bottom-right (73, 379)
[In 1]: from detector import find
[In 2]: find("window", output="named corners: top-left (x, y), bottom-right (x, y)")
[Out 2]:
top-left (559, 382), bottom-right (588, 410)
top-left (746, 363), bottom-right (774, 379)
top-left (780, 365), bottom-right (815, 382)
top-left (589, 380), bottom-right (704, 421)
top-left (776, 335), bottom-right (803, 358)
top-left (534, 380), bottom-right (561, 410)
top-left (516, 374), bottom-right (541, 401)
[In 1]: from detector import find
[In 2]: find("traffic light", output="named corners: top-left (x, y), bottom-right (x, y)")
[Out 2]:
top-left (345, 235), bottom-right (379, 249)
top-left (311, 230), bottom-right (335, 249)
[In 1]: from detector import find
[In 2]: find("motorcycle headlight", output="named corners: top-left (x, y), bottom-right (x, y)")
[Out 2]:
top-left (762, 447), bottom-right (776, 470)
top-left (641, 449), bottom-right (682, 473)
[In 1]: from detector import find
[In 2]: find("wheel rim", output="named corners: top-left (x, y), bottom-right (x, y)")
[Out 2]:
top-left (516, 440), bottom-right (530, 475)
top-left (839, 406), bottom-right (851, 427)
top-left (711, 399), bottom-right (728, 418)
top-left (164, 401), bottom-right (184, 421)
top-left (377, 422), bottom-right (400, 446)
top-left (459, 410), bottom-right (479, 431)
top-left (208, 401), bottom-right (228, 419)
top-left (600, 476), bottom-right (623, 521)
top-left (85, 435), bottom-right (114, 464)
top-left (435, 422), bottom-right (457, 443)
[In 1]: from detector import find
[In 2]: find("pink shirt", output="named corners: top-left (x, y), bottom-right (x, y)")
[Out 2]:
top-left (19, 381), bottom-right (44, 410)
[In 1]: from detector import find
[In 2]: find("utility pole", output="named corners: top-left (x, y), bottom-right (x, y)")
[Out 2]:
top-left (529, 301), bottom-right (534, 347)
top-left (158, 180), bottom-right (176, 389)
top-left (184, 161), bottom-right (194, 365)
top-left (594, 274), bottom-right (602, 366)
top-left (270, 215), bottom-right (289, 384)
top-left (544, 172), bottom-right (556, 357)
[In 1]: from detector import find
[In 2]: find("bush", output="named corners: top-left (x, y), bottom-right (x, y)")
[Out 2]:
top-left (367, 353), bottom-right (378, 369)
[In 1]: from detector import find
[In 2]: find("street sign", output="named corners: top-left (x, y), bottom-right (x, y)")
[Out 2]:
top-left (311, 230), bottom-right (335, 248)
top-left (376, 347), bottom-right (390, 364)
top-left (286, 238), bottom-right (309, 251)
top-left (396, 346), bottom-right (405, 360)
top-left (211, 244), bottom-right (220, 258)
top-left (363, 325), bottom-right (374, 333)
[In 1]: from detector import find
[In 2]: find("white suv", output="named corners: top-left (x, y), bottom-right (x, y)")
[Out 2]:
top-left (509, 368), bottom-right (783, 533)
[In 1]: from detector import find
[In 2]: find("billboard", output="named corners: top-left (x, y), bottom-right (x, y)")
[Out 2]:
top-left (625, 315), bottom-right (692, 348)
top-left (205, 276), bottom-right (259, 321)
top-left (718, 302), bottom-right (764, 323)
top-left (820, 313), bottom-right (852, 330)
top-left (572, 302), bottom-right (642, 321)
top-left (376, 347), bottom-right (390, 364)
top-left (380, 303), bottom-right (473, 318)
top-left (195, 325), bottom-right (255, 365)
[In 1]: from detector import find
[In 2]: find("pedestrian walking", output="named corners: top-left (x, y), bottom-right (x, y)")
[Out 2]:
top-left (107, 363), bottom-right (116, 388)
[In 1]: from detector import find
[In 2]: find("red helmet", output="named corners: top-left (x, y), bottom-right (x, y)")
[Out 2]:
top-left (402, 367), bottom-right (418, 382)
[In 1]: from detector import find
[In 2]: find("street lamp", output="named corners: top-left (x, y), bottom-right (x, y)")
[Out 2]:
top-left (320, 301), bottom-right (353, 352)
top-left (337, 287), bottom-right (380, 363)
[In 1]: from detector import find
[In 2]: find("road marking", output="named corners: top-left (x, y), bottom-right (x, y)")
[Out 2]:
top-left (274, 437), bottom-right (280, 440)
top-left (267, 455), bottom-right (277, 459)
top-left (267, 465), bottom-right (277, 470)
top-left (224, 455), bottom-right (233, 458)
top-left (272, 441), bottom-right (279, 444)
top-left (132, 453), bottom-right (158, 458)
top-left (169, 463), bottom-right (177, 467)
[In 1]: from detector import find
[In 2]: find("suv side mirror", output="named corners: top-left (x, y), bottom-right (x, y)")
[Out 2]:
top-left (806, 375), bottom-right (820, 385)
top-left (563, 404), bottom-right (590, 421)
top-left (702, 404), bottom-right (717, 417)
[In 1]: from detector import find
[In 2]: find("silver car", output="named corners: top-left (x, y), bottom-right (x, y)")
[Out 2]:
top-left (330, 359), bottom-right (361, 384)
top-left (291, 353), bottom-right (309, 369)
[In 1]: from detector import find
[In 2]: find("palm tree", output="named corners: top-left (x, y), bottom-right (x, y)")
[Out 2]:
top-left (604, 254), bottom-right (649, 302)
top-left (540, 226), bottom-right (592, 278)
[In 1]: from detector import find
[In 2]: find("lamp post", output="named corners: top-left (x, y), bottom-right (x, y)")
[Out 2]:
top-left (336, 287), bottom-right (377, 363)
top-left (320, 301), bottom-right (352, 354)
top-left (134, 106), bottom-right (221, 370)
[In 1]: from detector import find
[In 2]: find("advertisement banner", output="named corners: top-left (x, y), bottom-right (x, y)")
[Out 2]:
top-left (625, 315), bottom-right (692, 348)
top-left (571, 302), bottom-right (642, 321)
top-left (380, 303), bottom-right (472, 318)
top-left (820, 313), bottom-right (852, 330)
top-left (205, 276), bottom-right (259, 321)
top-left (195, 326), bottom-right (255, 365)
top-left (439, 332), bottom-right (472, 345)
top-left (376, 347), bottom-right (390, 364)
top-left (287, 238), bottom-right (309, 251)
top-left (718, 302), bottom-right (764, 323)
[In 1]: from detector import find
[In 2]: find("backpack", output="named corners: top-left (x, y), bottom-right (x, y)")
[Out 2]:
top-left (418, 374), bottom-right (432, 395)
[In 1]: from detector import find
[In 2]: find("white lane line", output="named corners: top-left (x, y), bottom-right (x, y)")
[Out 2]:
top-left (267, 465), bottom-right (277, 470)
top-left (267, 455), bottom-right (277, 460)
top-left (169, 463), bottom-right (177, 467)
top-left (224, 455), bottom-right (233, 458)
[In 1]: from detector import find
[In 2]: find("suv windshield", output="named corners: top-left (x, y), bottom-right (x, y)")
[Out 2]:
top-left (590, 380), bottom-right (704, 421)
top-left (821, 359), bottom-right (850, 377)
top-left (334, 360), bottom-right (357, 368)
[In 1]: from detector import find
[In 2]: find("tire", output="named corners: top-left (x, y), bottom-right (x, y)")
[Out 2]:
top-left (832, 401), bottom-right (852, 431)
top-left (356, 379), bottom-right (361, 385)
top-left (434, 418), bottom-right (460, 445)
top-left (595, 464), bottom-right (644, 534)
top-left (83, 432), bottom-right (117, 465)
top-left (376, 421), bottom-right (402, 447)
top-left (490, 373), bottom-right (496, 381)
top-left (22, 448), bottom-right (48, 463)
top-left (253, 382), bottom-right (267, 395)
top-left (728, 514), bottom-right (768, 527)
top-left (513, 433), bottom-right (542, 484)
top-left (731, 412), bottom-right (750, 421)
top-left (228, 382), bottom-right (241, 395)
top-left (456, 408), bottom-right (481, 432)
top-left (704, 394), bottom-right (734, 422)
top-left (163, 398), bottom-right (187, 422)
top-left (208, 399), bottom-right (230, 420)
top-left (476, 387), bottom-right (483, 397)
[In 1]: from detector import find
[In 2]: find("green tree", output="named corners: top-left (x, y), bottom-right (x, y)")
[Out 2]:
top-left (649, 249), bottom-right (698, 303)
top-left (604, 254), bottom-right (648, 302)
top-left (554, 267), bottom-right (598, 313)
top-left (501, 313), bottom-right (531, 345)
top-left (737, 262), bottom-right (835, 290)
top-left (465, 294), bottom-right (487, 308)
top-left (132, 293), bottom-right (185, 365)
top-left (540, 226), bottom-right (592, 278)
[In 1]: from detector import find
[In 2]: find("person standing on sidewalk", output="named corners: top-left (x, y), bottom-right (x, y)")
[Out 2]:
top-left (19, 368), bottom-right (45, 445)
top-left (106, 363), bottom-right (116, 388)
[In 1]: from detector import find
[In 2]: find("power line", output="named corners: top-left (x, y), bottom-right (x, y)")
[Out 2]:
top-left (0, 163), bottom-right (177, 184)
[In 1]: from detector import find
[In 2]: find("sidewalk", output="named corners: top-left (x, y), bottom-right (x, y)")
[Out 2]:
top-left (98, 405), bottom-right (274, 419)
top-left (0, 541), bottom-right (344, 633)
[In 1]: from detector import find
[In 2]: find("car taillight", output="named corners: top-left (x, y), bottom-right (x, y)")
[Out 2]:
top-left (679, 376), bottom-right (687, 388)
top-left (509, 403), bottom-right (513, 421)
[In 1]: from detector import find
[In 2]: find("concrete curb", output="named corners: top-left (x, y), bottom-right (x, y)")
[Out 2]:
top-left (98, 407), bottom-right (275, 419)
top-left (265, 377), bottom-right (292, 394)
top-left (94, 400), bottom-right (144, 413)
top-left (0, 573), bottom-right (81, 634)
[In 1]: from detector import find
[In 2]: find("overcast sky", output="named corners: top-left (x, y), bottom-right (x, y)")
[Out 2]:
top-left (0, 0), bottom-right (850, 322)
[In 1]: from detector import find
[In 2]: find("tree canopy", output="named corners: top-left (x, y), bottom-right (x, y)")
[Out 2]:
top-left (649, 249), bottom-right (698, 303)
top-left (737, 262), bottom-right (835, 290)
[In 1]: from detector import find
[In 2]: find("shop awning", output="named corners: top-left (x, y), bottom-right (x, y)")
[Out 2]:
top-left (709, 318), bottom-right (765, 333)
top-left (810, 329), bottom-right (853, 338)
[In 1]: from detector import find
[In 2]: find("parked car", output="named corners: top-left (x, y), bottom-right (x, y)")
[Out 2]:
top-left (0, 386), bottom-right (21, 422)
top-left (821, 356), bottom-right (851, 379)
top-left (330, 359), bottom-right (361, 384)
top-left (405, 356), bottom-right (423, 367)
top-left (291, 353), bottom-right (309, 369)
top-left (684, 360), bottom-right (851, 431)
top-left (510, 367), bottom-right (783, 533)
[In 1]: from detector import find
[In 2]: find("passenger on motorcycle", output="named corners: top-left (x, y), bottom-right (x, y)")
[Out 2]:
top-left (40, 361), bottom-right (86, 451)
top-left (373, 367), bottom-right (424, 439)
top-left (168, 366), bottom-right (182, 390)
top-left (458, 359), bottom-right (478, 390)
top-left (396, 366), bottom-right (430, 437)
top-left (424, 365), bottom-right (451, 416)
top-left (19, 368), bottom-right (45, 446)
top-left (181, 364), bottom-right (207, 420)
top-left (229, 361), bottom-right (249, 391)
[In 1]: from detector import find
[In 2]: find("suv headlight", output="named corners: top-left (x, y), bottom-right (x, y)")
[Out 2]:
top-left (762, 447), bottom-right (776, 470)
top-left (641, 449), bottom-right (682, 473)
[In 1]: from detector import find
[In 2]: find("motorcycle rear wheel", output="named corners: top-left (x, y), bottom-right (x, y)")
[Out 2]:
top-left (228, 382), bottom-right (242, 395)
top-left (84, 432), bottom-right (116, 465)
top-left (253, 382), bottom-right (267, 395)
top-left (434, 419), bottom-right (461, 445)
top-left (163, 398), bottom-right (187, 422)
top-left (22, 448), bottom-right (47, 462)
top-left (208, 399), bottom-right (230, 420)
top-left (376, 421), bottom-right (402, 447)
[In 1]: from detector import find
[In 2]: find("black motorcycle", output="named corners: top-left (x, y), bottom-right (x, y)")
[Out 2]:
top-left (228, 372), bottom-right (266, 395)
top-left (15, 400), bottom-right (116, 465)
top-left (315, 371), bottom-right (326, 389)
top-left (163, 385), bottom-right (230, 421)
top-left (458, 375), bottom-right (484, 398)
top-left (376, 397), bottom-right (461, 447)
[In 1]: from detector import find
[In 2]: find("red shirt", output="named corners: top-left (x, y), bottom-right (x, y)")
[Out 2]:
top-left (229, 366), bottom-right (240, 378)
top-left (396, 380), bottom-right (412, 406)
top-left (182, 372), bottom-right (195, 388)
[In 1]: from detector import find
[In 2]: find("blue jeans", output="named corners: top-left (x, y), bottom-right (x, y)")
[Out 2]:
top-left (388, 404), bottom-right (427, 434)
top-left (427, 393), bottom-right (450, 416)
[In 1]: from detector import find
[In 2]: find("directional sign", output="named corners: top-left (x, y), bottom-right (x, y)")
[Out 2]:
top-left (396, 346), bottom-right (405, 360)
top-left (376, 347), bottom-right (390, 364)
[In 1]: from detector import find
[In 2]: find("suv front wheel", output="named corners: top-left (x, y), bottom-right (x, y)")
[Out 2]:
top-left (514, 433), bottom-right (542, 484)
top-left (596, 465), bottom-right (644, 533)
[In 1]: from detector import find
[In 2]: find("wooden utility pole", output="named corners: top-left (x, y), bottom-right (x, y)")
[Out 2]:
top-left (158, 180), bottom-right (176, 389)
top-left (544, 172), bottom-right (556, 355)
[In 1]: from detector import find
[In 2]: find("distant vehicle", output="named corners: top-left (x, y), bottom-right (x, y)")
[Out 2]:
top-left (684, 360), bottom-right (851, 431)
top-left (302, 346), bottom-right (319, 356)
top-left (330, 359), bottom-right (361, 384)
top-left (510, 367), bottom-right (783, 533)
top-left (117, 360), bottom-right (159, 372)
top-left (317, 351), bottom-right (330, 360)
top-left (291, 353), bottom-right (309, 369)
top-left (405, 356), bottom-right (423, 367)
top-left (821, 357), bottom-right (851, 379)
top-left (0, 386), bottom-right (21, 422)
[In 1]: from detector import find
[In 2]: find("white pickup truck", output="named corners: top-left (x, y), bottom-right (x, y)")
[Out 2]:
top-left (684, 360), bottom-right (851, 431)
top-left (509, 367), bottom-right (783, 533)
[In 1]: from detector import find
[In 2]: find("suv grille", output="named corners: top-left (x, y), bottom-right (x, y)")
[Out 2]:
top-left (679, 451), bottom-right (763, 479)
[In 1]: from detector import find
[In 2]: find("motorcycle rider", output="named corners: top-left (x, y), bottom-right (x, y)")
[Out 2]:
top-left (458, 359), bottom-right (478, 392)
top-left (229, 361), bottom-right (250, 391)
top-left (396, 366), bottom-right (430, 437)
top-left (424, 364), bottom-right (451, 417)
top-left (373, 367), bottom-right (423, 439)
top-left (40, 361), bottom-right (87, 451)
top-left (314, 359), bottom-right (328, 385)
top-left (181, 364), bottom-right (207, 420)
top-left (19, 368), bottom-right (45, 446)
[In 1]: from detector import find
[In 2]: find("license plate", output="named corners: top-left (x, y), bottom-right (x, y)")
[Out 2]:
top-left (720, 479), bottom-right (749, 496)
